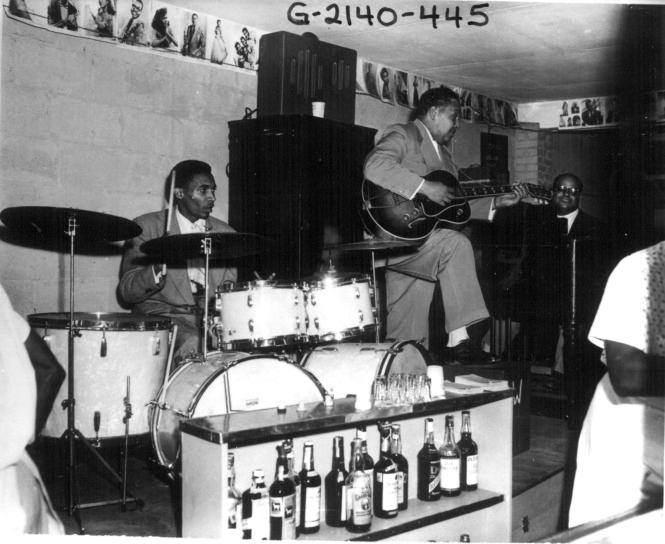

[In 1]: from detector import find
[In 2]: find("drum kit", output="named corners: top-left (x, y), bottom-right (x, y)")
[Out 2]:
top-left (0, 204), bottom-right (428, 527)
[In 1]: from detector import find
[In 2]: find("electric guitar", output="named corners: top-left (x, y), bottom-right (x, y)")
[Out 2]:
top-left (361, 170), bottom-right (551, 241)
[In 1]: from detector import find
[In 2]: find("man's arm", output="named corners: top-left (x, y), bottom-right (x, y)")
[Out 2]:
top-left (24, 329), bottom-right (65, 434)
top-left (606, 340), bottom-right (664, 397)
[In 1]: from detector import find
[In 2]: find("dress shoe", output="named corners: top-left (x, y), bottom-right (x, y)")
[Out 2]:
top-left (445, 339), bottom-right (493, 364)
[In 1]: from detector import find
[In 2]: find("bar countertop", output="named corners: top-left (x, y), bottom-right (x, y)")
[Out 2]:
top-left (181, 389), bottom-right (513, 448)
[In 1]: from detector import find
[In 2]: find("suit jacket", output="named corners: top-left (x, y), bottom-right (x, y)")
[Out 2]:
top-left (363, 119), bottom-right (492, 219)
top-left (118, 209), bottom-right (237, 316)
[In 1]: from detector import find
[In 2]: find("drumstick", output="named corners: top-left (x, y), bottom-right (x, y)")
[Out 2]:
top-left (162, 169), bottom-right (176, 275)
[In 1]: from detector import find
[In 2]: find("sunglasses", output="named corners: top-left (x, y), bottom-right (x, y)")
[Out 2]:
top-left (555, 186), bottom-right (580, 196)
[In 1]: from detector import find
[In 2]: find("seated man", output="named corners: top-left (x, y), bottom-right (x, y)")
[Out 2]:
top-left (363, 86), bottom-right (543, 363)
top-left (118, 160), bottom-right (237, 362)
top-left (0, 283), bottom-right (65, 534)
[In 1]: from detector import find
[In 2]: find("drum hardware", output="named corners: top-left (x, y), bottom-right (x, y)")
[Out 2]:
top-left (2, 206), bottom-right (144, 532)
top-left (93, 411), bottom-right (101, 447)
top-left (100, 327), bottom-right (107, 357)
top-left (121, 376), bottom-right (132, 511)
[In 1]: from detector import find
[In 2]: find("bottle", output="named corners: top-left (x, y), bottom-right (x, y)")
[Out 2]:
top-left (390, 423), bottom-right (409, 511)
top-left (299, 441), bottom-right (322, 534)
top-left (439, 415), bottom-right (461, 497)
top-left (324, 436), bottom-right (348, 527)
top-left (356, 426), bottom-right (375, 480)
top-left (269, 445), bottom-right (296, 540)
top-left (417, 417), bottom-right (441, 501)
top-left (373, 422), bottom-right (399, 519)
top-left (345, 438), bottom-right (372, 532)
top-left (241, 469), bottom-right (269, 540)
top-left (227, 452), bottom-right (243, 538)
top-left (457, 410), bottom-right (479, 491)
top-left (283, 438), bottom-right (302, 536)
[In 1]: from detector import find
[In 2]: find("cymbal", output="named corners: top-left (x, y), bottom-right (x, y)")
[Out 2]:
top-left (0, 206), bottom-right (141, 242)
top-left (328, 239), bottom-right (421, 251)
top-left (140, 232), bottom-right (270, 259)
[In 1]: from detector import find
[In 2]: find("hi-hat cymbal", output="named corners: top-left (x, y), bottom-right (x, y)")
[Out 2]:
top-left (328, 239), bottom-right (421, 251)
top-left (140, 232), bottom-right (271, 260)
top-left (0, 206), bottom-right (141, 242)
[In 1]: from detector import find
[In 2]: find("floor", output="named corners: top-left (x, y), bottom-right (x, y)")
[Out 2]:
top-left (32, 408), bottom-right (576, 539)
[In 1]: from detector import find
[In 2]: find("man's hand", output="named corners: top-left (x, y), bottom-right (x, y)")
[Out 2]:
top-left (418, 181), bottom-right (454, 205)
top-left (494, 184), bottom-right (549, 209)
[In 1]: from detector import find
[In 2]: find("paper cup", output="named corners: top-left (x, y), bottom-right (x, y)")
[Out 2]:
top-left (427, 365), bottom-right (445, 398)
top-left (312, 101), bottom-right (325, 118)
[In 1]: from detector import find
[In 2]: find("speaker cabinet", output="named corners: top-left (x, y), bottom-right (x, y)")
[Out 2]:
top-left (257, 31), bottom-right (357, 124)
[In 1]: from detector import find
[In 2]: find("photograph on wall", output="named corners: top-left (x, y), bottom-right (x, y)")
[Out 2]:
top-left (378, 65), bottom-right (394, 104)
top-left (394, 70), bottom-right (409, 107)
top-left (116, 0), bottom-right (149, 46)
top-left (361, 60), bottom-right (380, 98)
top-left (222, 20), bottom-right (259, 69)
top-left (559, 96), bottom-right (618, 129)
top-left (150, 2), bottom-right (181, 52)
top-left (179, 9), bottom-right (207, 58)
top-left (8, 0), bottom-right (34, 20)
top-left (81, 0), bottom-right (116, 38)
top-left (207, 17), bottom-right (228, 65)
top-left (44, 0), bottom-right (81, 31)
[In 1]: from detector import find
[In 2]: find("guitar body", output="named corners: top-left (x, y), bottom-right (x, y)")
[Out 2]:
top-left (361, 170), bottom-right (470, 241)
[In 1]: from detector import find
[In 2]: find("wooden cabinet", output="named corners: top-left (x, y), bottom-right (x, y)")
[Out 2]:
top-left (228, 115), bottom-right (377, 282)
top-left (181, 391), bottom-right (513, 541)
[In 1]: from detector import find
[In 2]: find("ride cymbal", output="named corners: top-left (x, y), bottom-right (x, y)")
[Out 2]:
top-left (328, 239), bottom-right (420, 251)
top-left (140, 232), bottom-right (271, 260)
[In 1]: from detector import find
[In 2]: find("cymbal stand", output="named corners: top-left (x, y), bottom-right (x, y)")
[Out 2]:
top-left (202, 234), bottom-right (212, 359)
top-left (61, 213), bottom-right (142, 534)
top-left (370, 249), bottom-right (381, 344)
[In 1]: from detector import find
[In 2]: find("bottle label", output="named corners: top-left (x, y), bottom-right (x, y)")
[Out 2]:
top-left (428, 460), bottom-right (441, 494)
top-left (270, 494), bottom-right (296, 540)
top-left (294, 483), bottom-right (301, 528)
top-left (304, 486), bottom-right (321, 528)
top-left (252, 496), bottom-right (270, 540)
top-left (380, 472), bottom-right (399, 511)
top-left (349, 480), bottom-right (371, 525)
top-left (466, 455), bottom-right (478, 485)
top-left (440, 457), bottom-right (460, 491)
top-left (340, 484), bottom-right (347, 521)
top-left (397, 471), bottom-right (407, 503)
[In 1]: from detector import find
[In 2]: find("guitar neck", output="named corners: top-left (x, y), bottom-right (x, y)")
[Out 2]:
top-left (456, 182), bottom-right (551, 201)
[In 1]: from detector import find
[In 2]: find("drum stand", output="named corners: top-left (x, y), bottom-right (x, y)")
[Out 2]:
top-left (60, 215), bottom-right (143, 533)
top-left (369, 249), bottom-right (382, 344)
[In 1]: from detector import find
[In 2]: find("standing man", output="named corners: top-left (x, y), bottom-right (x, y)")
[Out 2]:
top-left (118, 160), bottom-right (237, 362)
top-left (568, 240), bottom-right (664, 526)
top-left (363, 86), bottom-right (543, 363)
top-left (182, 12), bottom-right (205, 58)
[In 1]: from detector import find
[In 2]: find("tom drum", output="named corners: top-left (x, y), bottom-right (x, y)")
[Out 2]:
top-left (28, 312), bottom-right (171, 439)
top-left (150, 351), bottom-right (327, 469)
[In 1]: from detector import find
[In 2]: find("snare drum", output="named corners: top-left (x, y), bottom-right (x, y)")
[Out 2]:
top-left (301, 341), bottom-right (430, 408)
top-left (28, 312), bottom-right (171, 439)
top-left (305, 274), bottom-right (376, 342)
top-left (217, 280), bottom-right (308, 349)
top-left (150, 351), bottom-right (327, 468)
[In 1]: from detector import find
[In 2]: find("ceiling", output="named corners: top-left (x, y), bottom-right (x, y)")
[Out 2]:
top-left (184, 1), bottom-right (645, 104)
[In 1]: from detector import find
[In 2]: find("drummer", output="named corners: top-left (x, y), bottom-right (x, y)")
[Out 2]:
top-left (118, 160), bottom-right (237, 362)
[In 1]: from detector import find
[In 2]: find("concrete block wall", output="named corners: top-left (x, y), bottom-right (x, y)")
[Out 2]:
top-left (513, 124), bottom-right (539, 185)
top-left (1, 17), bottom-right (257, 317)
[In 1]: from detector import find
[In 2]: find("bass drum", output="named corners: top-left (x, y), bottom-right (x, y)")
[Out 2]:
top-left (301, 341), bottom-right (430, 408)
top-left (28, 312), bottom-right (171, 439)
top-left (150, 351), bottom-right (327, 469)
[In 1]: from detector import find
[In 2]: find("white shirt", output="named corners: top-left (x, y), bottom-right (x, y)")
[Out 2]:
top-left (556, 208), bottom-right (579, 234)
top-left (175, 208), bottom-right (208, 292)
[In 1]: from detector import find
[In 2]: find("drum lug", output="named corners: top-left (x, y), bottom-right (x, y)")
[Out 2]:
top-left (295, 316), bottom-right (301, 330)
top-left (313, 317), bottom-right (320, 330)
top-left (354, 286), bottom-right (360, 298)
top-left (358, 309), bottom-right (364, 324)
top-left (247, 293), bottom-right (253, 307)
top-left (310, 292), bottom-right (317, 306)
top-left (100, 328), bottom-right (107, 357)
top-left (151, 333), bottom-right (161, 356)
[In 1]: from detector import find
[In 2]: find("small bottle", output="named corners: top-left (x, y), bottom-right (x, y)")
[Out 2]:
top-left (373, 422), bottom-right (399, 519)
top-left (356, 426), bottom-right (375, 480)
top-left (345, 438), bottom-right (372, 532)
top-left (324, 436), bottom-right (348, 527)
top-left (269, 445), bottom-right (296, 540)
top-left (241, 469), bottom-right (269, 540)
top-left (390, 423), bottom-right (409, 511)
top-left (299, 441), bottom-right (322, 534)
top-left (417, 418), bottom-right (441, 501)
top-left (227, 452), bottom-right (243, 538)
top-left (283, 438), bottom-right (302, 536)
top-left (439, 415), bottom-right (461, 497)
top-left (457, 410), bottom-right (479, 491)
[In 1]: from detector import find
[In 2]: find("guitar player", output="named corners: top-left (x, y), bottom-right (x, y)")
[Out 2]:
top-left (363, 86), bottom-right (546, 363)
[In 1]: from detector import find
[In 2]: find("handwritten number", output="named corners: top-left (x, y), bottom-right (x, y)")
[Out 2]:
top-left (355, 5), bottom-right (374, 25)
top-left (419, 5), bottom-right (439, 28)
top-left (444, 6), bottom-right (462, 28)
top-left (468, 3), bottom-right (490, 26)
top-left (324, 3), bottom-right (342, 25)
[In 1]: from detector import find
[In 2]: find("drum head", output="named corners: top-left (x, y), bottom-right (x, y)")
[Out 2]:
top-left (28, 312), bottom-right (171, 331)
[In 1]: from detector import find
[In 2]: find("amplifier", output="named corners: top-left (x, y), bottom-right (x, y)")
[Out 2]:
top-left (257, 31), bottom-right (357, 124)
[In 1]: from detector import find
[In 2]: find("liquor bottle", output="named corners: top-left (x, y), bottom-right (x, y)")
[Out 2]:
top-left (345, 438), bottom-right (372, 532)
top-left (457, 410), bottom-right (478, 491)
top-left (356, 426), bottom-right (375, 481)
top-left (324, 436), bottom-right (348, 527)
top-left (390, 423), bottom-right (409, 511)
top-left (439, 415), bottom-right (461, 497)
top-left (227, 452), bottom-right (243, 538)
top-left (299, 441), bottom-right (322, 534)
top-left (241, 468), bottom-right (269, 540)
top-left (269, 445), bottom-right (296, 540)
top-left (283, 438), bottom-right (302, 536)
top-left (373, 422), bottom-right (399, 519)
top-left (417, 417), bottom-right (441, 501)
